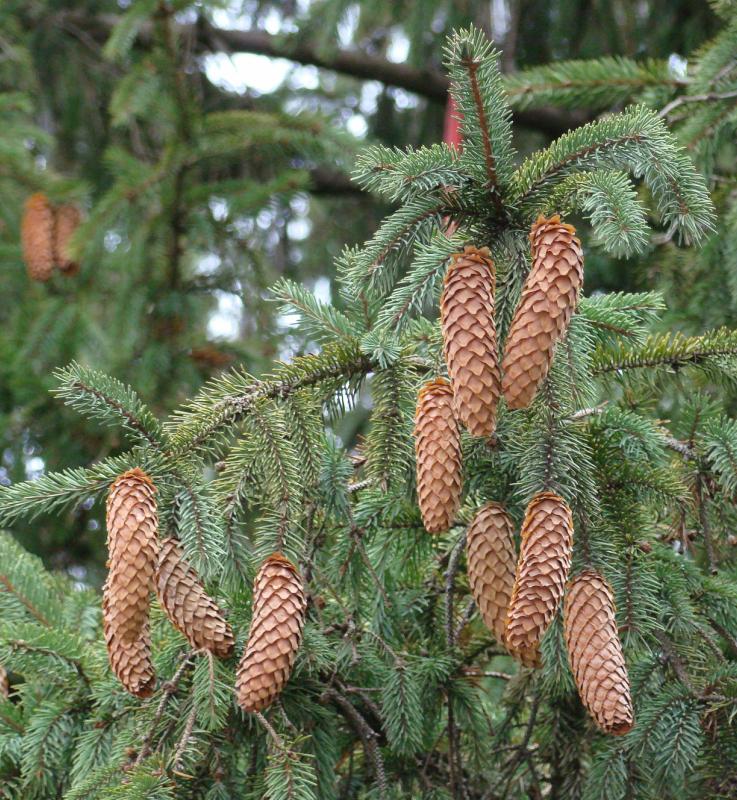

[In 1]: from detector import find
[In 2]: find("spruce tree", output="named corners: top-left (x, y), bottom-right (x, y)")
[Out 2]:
top-left (1, 20), bottom-right (736, 800)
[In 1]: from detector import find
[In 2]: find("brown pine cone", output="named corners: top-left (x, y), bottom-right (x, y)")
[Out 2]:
top-left (54, 203), bottom-right (82, 275)
top-left (21, 193), bottom-right (55, 282)
top-left (440, 246), bottom-right (502, 437)
top-left (156, 538), bottom-right (235, 658)
top-left (564, 571), bottom-right (634, 735)
top-left (0, 665), bottom-right (8, 698)
top-left (506, 491), bottom-right (573, 653)
top-left (414, 378), bottom-right (463, 533)
top-left (103, 468), bottom-right (159, 697)
top-left (236, 553), bottom-right (306, 713)
top-left (501, 215), bottom-right (584, 409)
top-left (466, 503), bottom-right (538, 667)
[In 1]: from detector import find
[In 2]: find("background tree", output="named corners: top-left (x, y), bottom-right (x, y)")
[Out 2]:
top-left (0, 0), bottom-right (722, 578)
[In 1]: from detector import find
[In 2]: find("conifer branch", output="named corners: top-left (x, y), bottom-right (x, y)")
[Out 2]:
top-left (169, 342), bottom-right (373, 453)
top-left (55, 12), bottom-right (584, 135)
top-left (592, 329), bottom-right (737, 375)
top-left (320, 688), bottom-right (387, 798)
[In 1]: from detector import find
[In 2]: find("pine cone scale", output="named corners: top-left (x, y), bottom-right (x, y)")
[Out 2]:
top-left (21, 193), bottom-right (55, 282)
top-left (441, 246), bottom-right (502, 437)
top-left (156, 538), bottom-right (235, 658)
top-left (502, 216), bottom-right (584, 409)
top-left (236, 554), bottom-right (306, 713)
top-left (506, 492), bottom-right (573, 652)
top-left (103, 469), bottom-right (158, 696)
top-left (564, 571), bottom-right (634, 735)
top-left (466, 502), bottom-right (539, 667)
top-left (414, 379), bottom-right (463, 533)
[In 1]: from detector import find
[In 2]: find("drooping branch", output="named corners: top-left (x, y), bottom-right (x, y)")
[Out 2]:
top-left (55, 11), bottom-right (587, 137)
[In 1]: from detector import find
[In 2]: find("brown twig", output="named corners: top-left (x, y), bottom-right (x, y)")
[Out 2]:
top-left (134, 651), bottom-right (194, 766)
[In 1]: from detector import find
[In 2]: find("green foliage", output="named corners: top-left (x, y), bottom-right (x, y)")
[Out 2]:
top-left (0, 12), bottom-right (735, 800)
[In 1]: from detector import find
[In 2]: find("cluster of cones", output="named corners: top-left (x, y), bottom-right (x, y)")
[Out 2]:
top-left (20, 193), bottom-right (82, 281)
top-left (413, 214), bottom-right (633, 735)
top-left (466, 500), bottom-right (634, 735)
top-left (103, 469), bottom-right (306, 713)
top-left (414, 215), bottom-right (584, 535)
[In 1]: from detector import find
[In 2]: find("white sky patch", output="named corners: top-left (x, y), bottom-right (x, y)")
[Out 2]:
top-left (209, 197), bottom-right (229, 221)
top-left (208, 291), bottom-right (243, 340)
top-left (205, 52), bottom-right (292, 94)
top-left (346, 114), bottom-right (368, 137)
top-left (386, 29), bottom-right (410, 63)
top-left (668, 53), bottom-right (688, 80)
top-left (287, 217), bottom-right (312, 240)
top-left (491, 0), bottom-right (511, 41)
top-left (26, 456), bottom-right (45, 480)
top-left (196, 253), bottom-right (221, 275)
top-left (289, 65), bottom-right (320, 91)
top-left (392, 89), bottom-right (419, 110)
top-left (104, 231), bottom-right (122, 252)
top-left (337, 5), bottom-right (360, 47)
top-left (210, 3), bottom-right (251, 31)
top-left (313, 276), bottom-right (331, 303)
top-left (360, 81), bottom-right (382, 115)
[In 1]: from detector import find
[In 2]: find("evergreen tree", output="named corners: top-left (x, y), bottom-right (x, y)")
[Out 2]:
top-left (1, 15), bottom-right (737, 800)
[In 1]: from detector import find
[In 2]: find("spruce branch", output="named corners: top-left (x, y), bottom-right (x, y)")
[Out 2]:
top-left (52, 362), bottom-right (166, 449)
top-left (512, 105), bottom-right (715, 242)
top-left (168, 341), bottom-right (372, 454)
top-left (320, 688), bottom-right (387, 799)
top-left (443, 26), bottom-right (515, 203)
top-left (506, 57), bottom-right (683, 111)
top-left (592, 328), bottom-right (737, 376)
top-left (0, 451), bottom-right (167, 525)
top-left (133, 652), bottom-right (195, 768)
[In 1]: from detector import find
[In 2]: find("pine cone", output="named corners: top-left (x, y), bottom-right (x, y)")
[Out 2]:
top-left (21, 193), bottom-right (55, 282)
top-left (501, 215), bottom-right (584, 409)
top-left (54, 203), bottom-right (82, 275)
top-left (414, 379), bottom-right (463, 533)
top-left (236, 554), bottom-right (306, 713)
top-left (564, 571), bottom-right (634, 735)
top-left (441, 246), bottom-right (502, 437)
top-left (0, 665), bottom-right (8, 698)
top-left (466, 503), bottom-right (538, 667)
top-left (156, 538), bottom-right (235, 658)
top-left (506, 492), bottom-right (573, 652)
top-left (103, 468), bottom-right (159, 697)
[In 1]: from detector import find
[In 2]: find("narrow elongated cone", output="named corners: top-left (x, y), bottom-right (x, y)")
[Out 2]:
top-left (506, 492), bottom-right (573, 652)
top-left (236, 554), bottom-right (306, 713)
top-left (441, 246), bottom-right (502, 437)
top-left (414, 379), bottom-right (463, 533)
top-left (0, 666), bottom-right (8, 698)
top-left (466, 503), bottom-right (538, 667)
top-left (502, 215), bottom-right (584, 409)
top-left (54, 203), bottom-right (82, 275)
top-left (103, 468), bottom-right (158, 697)
top-left (564, 571), bottom-right (634, 735)
top-left (21, 193), bottom-right (55, 282)
top-left (156, 538), bottom-right (235, 658)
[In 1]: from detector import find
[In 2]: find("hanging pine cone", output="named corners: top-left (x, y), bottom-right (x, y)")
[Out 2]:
top-left (501, 215), bottom-right (584, 409)
top-left (0, 665), bottom-right (8, 698)
top-left (21, 193), bottom-right (55, 282)
top-left (54, 203), bottom-right (82, 275)
top-left (103, 468), bottom-right (159, 697)
top-left (236, 554), bottom-right (306, 713)
top-left (156, 538), bottom-right (235, 658)
top-left (440, 246), bottom-right (502, 437)
top-left (414, 378), bottom-right (463, 533)
top-left (564, 571), bottom-right (634, 735)
top-left (466, 503), bottom-right (538, 667)
top-left (506, 491), bottom-right (573, 653)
